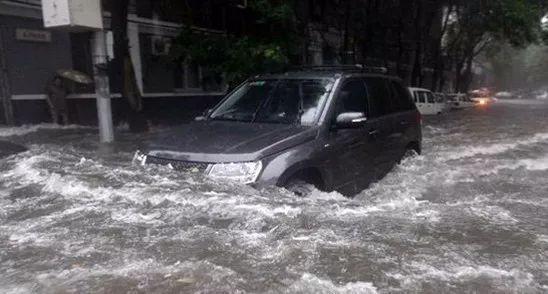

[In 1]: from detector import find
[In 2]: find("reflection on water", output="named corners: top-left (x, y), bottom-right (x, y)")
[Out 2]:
top-left (1, 100), bottom-right (548, 293)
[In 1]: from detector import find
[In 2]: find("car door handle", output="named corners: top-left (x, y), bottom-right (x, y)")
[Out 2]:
top-left (368, 129), bottom-right (380, 136)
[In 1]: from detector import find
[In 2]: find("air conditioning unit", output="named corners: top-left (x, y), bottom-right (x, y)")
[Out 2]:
top-left (42, 0), bottom-right (103, 31)
top-left (151, 36), bottom-right (171, 56)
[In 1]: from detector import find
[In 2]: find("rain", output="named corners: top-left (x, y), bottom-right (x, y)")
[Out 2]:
top-left (1, 0), bottom-right (548, 293)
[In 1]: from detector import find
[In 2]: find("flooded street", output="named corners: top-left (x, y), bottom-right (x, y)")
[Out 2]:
top-left (1, 100), bottom-right (548, 293)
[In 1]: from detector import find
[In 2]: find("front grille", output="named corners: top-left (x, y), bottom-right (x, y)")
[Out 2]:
top-left (145, 156), bottom-right (209, 173)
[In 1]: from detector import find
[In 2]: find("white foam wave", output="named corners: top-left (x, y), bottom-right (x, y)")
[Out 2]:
top-left (391, 263), bottom-right (537, 291)
top-left (0, 153), bottom-right (47, 186)
top-left (515, 155), bottom-right (548, 171)
top-left (0, 124), bottom-right (93, 137)
top-left (34, 259), bottom-right (242, 291)
top-left (497, 99), bottom-right (548, 105)
top-left (284, 273), bottom-right (378, 294)
top-left (468, 205), bottom-right (518, 225)
top-left (483, 154), bottom-right (548, 172)
top-left (445, 132), bottom-right (548, 160)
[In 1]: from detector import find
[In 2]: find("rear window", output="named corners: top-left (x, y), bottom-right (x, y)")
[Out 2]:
top-left (426, 92), bottom-right (435, 103)
top-left (364, 77), bottom-right (392, 118)
top-left (413, 92), bottom-right (420, 103)
top-left (418, 92), bottom-right (426, 103)
top-left (390, 81), bottom-right (415, 111)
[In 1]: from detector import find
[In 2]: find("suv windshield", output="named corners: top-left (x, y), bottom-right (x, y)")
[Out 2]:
top-left (210, 79), bottom-right (333, 125)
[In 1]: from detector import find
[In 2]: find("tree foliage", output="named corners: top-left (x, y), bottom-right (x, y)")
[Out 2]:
top-left (443, 0), bottom-right (541, 91)
top-left (168, 0), bottom-right (545, 92)
top-left (171, 0), bottom-right (296, 86)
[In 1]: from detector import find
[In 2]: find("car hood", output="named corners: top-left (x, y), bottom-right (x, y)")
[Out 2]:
top-left (146, 121), bottom-right (318, 162)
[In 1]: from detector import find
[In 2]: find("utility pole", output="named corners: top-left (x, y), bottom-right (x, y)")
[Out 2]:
top-left (0, 27), bottom-right (15, 125)
top-left (91, 31), bottom-right (114, 143)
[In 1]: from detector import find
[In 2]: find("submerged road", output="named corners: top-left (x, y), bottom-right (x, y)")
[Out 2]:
top-left (1, 99), bottom-right (548, 293)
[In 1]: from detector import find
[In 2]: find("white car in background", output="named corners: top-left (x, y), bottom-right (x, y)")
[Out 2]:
top-left (494, 91), bottom-right (514, 99)
top-left (434, 92), bottom-right (452, 112)
top-left (446, 93), bottom-right (476, 109)
top-left (409, 87), bottom-right (446, 115)
top-left (536, 91), bottom-right (548, 100)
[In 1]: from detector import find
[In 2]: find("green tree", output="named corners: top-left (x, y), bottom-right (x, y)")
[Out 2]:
top-left (171, 0), bottom-right (296, 87)
top-left (444, 0), bottom-right (540, 92)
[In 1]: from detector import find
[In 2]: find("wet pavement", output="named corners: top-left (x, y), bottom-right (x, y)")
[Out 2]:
top-left (1, 99), bottom-right (548, 293)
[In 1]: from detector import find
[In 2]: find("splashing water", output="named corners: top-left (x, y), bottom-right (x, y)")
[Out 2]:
top-left (1, 101), bottom-right (548, 293)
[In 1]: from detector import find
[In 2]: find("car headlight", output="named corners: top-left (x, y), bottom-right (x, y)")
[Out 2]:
top-left (207, 161), bottom-right (263, 184)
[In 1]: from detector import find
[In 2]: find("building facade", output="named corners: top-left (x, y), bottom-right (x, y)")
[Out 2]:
top-left (0, 0), bottom-right (456, 126)
top-left (0, 0), bottom-right (229, 125)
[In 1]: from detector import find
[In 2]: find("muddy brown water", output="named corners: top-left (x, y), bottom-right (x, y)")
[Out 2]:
top-left (1, 100), bottom-right (548, 293)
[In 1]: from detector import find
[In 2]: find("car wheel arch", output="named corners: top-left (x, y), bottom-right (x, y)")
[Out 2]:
top-left (278, 165), bottom-right (326, 191)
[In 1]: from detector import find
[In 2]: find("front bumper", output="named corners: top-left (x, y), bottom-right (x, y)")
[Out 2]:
top-left (133, 150), bottom-right (264, 184)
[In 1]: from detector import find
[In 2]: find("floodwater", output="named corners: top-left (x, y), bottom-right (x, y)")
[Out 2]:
top-left (1, 100), bottom-right (548, 293)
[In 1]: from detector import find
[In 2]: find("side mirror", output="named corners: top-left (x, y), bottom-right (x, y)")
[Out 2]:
top-left (335, 112), bottom-right (367, 129)
top-left (195, 108), bottom-right (213, 121)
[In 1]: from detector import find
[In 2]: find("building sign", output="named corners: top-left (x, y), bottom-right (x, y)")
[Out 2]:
top-left (15, 29), bottom-right (52, 43)
top-left (42, 0), bottom-right (103, 31)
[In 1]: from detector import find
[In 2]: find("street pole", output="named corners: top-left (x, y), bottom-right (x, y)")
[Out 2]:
top-left (91, 31), bottom-right (114, 143)
top-left (0, 27), bottom-right (15, 125)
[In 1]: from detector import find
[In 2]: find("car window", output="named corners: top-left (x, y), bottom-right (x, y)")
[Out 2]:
top-left (418, 92), bottom-right (426, 103)
top-left (335, 80), bottom-right (368, 116)
top-left (365, 77), bottom-right (392, 118)
top-left (390, 81), bottom-right (415, 111)
top-left (427, 92), bottom-right (435, 103)
top-left (413, 92), bottom-right (419, 103)
top-left (210, 79), bottom-right (332, 125)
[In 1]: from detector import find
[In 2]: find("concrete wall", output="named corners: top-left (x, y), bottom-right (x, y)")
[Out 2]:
top-left (139, 33), bottom-right (178, 93)
top-left (0, 15), bottom-right (73, 96)
top-left (0, 7), bottom-right (227, 127)
top-left (12, 95), bottom-right (223, 126)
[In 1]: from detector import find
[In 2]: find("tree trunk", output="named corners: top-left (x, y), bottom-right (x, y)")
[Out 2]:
top-left (461, 55), bottom-right (474, 93)
top-left (342, 0), bottom-right (351, 64)
top-left (110, 0), bottom-right (149, 132)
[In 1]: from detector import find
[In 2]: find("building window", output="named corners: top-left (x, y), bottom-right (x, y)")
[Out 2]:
top-left (187, 62), bottom-right (201, 89)
top-left (175, 61), bottom-right (202, 91)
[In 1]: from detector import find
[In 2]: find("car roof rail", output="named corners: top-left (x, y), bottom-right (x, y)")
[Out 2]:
top-left (290, 64), bottom-right (388, 74)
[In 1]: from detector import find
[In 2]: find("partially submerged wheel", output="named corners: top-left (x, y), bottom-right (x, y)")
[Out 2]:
top-left (400, 142), bottom-right (421, 163)
top-left (284, 180), bottom-right (316, 197)
top-left (404, 148), bottom-right (419, 158)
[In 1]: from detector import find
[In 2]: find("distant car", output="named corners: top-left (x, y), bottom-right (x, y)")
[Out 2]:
top-left (470, 92), bottom-right (494, 105)
top-left (536, 91), bottom-right (548, 100)
top-left (495, 91), bottom-right (514, 99)
top-left (409, 87), bottom-right (446, 115)
top-left (434, 92), bottom-right (452, 112)
top-left (446, 93), bottom-right (476, 109)
top-left (135, 66), bottom-right (422, 196)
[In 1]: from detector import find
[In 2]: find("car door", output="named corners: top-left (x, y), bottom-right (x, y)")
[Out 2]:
top-left (364, 77), bottom-right (400, 181)
top-left (426, 91), bottom-right (437, 113)
top-left (389, 80), bottom-right (418, 160)
top-left (324, 78), bottom-right (377, 195)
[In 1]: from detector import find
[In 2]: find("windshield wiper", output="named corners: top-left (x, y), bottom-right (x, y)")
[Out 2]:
top-left (295, 84), bottom-right (305, 124)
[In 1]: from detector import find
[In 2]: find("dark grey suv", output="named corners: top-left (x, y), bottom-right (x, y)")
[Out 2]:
top-left (135, 66), bottom-right (422, 196)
